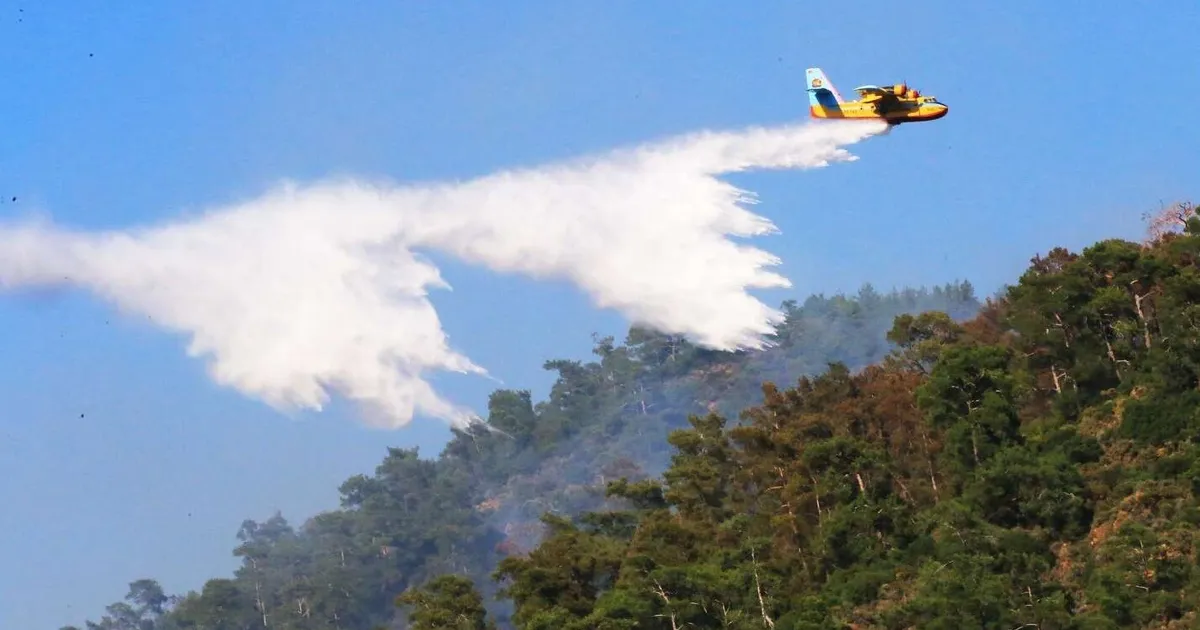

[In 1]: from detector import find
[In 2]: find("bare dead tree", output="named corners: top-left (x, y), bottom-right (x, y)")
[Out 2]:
top-left (1142, 200), bottom-right (1196, 245)
top-left (750, 548), bottom-right (775, 629)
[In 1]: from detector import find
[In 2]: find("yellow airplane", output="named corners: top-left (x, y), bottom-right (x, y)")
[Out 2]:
top-left (806, 67), bottom-right (948, 125)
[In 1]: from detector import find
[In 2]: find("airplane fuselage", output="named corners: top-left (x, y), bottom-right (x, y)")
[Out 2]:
top-left (809, 99), bottom-right (948, 125)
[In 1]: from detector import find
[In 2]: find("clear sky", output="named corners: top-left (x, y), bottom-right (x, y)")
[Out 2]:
top-left (1, 2), bottom-right (1196, 628)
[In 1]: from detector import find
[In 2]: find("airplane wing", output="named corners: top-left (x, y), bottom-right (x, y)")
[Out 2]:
top-left (853, 85), bottom-right (889, 96)
top-left (853, 85), bottom-right (898, 111)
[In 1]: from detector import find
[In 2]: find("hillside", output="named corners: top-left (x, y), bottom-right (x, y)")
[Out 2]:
top-left (68, 201), bottom-right (1200, 630)
top-left (424, 203), bottom-right (1200, 629)
top-left (68, 279), bottom-right (979, 629)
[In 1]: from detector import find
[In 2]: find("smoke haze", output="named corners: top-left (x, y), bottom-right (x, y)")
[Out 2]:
top-left (0, 119), bottom-right (887, 429)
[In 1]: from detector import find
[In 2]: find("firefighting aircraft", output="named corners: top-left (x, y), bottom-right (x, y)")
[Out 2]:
top-left (805, 67), bottom-right (948, 125)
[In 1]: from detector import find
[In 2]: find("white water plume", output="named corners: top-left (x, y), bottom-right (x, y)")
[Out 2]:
top-left (0, 119), bottom-right (887, 429)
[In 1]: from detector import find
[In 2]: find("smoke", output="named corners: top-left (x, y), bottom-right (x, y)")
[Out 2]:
top-left (0, 119), bottom-right (887, 429)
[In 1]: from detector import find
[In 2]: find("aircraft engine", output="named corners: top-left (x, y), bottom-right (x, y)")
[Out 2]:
top-left (894, 83), bottom-right (907, 96)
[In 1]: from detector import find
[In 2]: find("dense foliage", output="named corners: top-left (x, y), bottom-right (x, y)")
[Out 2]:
top-left (481, 204), bottom-right (1200, 629)
top-left (68, 200), bottom-right (1200, 630)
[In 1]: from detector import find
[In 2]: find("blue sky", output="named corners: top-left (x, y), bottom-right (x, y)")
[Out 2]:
top-left (1, 2), bottom-right (1196, 627)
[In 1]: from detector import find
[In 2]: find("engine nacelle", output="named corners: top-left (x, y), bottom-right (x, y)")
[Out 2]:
top-left (894, 83), bottom-right (907, 96)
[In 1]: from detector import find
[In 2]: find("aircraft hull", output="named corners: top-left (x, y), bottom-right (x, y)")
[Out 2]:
top-left (809, 104), bottom-right (947, 125)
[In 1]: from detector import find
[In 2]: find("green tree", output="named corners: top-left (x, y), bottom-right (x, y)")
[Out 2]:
top-left (396, 574), bottom-right (496, 630)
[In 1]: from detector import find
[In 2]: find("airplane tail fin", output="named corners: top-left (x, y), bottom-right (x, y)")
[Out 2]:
top-left (806, 67), bottom-right (844, 108)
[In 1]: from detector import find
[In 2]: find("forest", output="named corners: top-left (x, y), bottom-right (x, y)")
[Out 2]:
top-left (69, 202), bottom-right (1200, 629)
